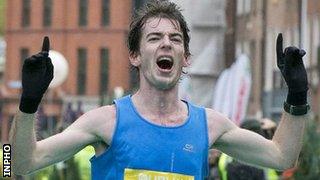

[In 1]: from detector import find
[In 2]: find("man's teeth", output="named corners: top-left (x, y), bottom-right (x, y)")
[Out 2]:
top-left (158, 57), bottom-right (172, 62)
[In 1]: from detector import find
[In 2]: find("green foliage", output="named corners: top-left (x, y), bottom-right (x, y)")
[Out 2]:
top-left (65, 157), bottom-right (81, 180)
top-left (49, 166), bottom-right (60, 180)
top-left (294, 117), bottom-right (320, 179)
top-left (74, 146), bottom-right (94, 180)
top-left (0, 0), bottom-right (5, 35)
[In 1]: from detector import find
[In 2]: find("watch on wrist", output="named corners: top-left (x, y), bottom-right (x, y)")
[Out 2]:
top-left (283, 101), bottom-right (310, 116)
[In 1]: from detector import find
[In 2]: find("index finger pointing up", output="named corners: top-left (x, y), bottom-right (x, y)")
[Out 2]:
top-left (42, 36), bottom-right (50, 53)
top-left (276, 33), bottom-right (284, 59)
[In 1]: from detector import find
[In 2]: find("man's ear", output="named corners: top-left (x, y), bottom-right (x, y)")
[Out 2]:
top-left (129, 52), bottom-right (141, 67)
top-left (182, 55), bottom-right (191, 67)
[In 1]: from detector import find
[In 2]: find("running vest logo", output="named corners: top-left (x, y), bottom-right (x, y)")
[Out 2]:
top-left (124, 168), bottom-right (194, 180)
top-left (182, 144), bottom-right (194, 153)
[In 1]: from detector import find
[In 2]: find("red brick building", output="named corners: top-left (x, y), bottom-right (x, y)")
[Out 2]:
top-left (1, 0), bottom-right (133, 142)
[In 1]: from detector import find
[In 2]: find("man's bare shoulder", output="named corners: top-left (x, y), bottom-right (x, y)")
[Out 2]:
top-left (79, 104), bottom-right (117, 144)
top-left (85, 104), bottom-right (116, 119)
top-left (205, 108), bottom-right (233, 129)
top-left (205, 108), bottom-right (237, 146)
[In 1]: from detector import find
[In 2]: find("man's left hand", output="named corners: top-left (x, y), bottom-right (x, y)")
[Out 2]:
top-left (276, 33), bottom-right (308, 105)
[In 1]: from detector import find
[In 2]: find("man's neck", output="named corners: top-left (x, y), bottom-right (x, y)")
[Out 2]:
top-left (131, 83), bottom-right (188, 126)
top-left (132, 86), bottom-right (180, 115)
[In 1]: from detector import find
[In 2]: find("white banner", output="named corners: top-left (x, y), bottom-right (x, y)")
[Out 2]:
top-left (212, 54), bottom-right (252, 125)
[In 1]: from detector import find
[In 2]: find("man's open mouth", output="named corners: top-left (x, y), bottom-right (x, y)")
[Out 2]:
top-left (156, 56), bottom-right (174, 70)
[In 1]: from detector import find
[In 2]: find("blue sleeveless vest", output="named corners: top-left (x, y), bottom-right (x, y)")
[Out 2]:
top-left (90, 95), bottom-right (209, 179)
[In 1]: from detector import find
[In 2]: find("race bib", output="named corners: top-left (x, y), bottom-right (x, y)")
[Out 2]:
top-left (124, 168), bottom-right (194, 180)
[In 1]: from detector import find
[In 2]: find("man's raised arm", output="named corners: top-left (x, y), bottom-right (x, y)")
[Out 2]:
top-left (9, 37), bottom-right (99, 175)
top-left (212, 33), bottom-right (309, 170)
top-left (10, 36), bottom-right (53, 175)
top-left (271, 33), bottom-right (309, 168)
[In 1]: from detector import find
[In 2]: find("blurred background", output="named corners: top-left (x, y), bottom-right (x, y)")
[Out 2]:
top-left (0, 0), bottom-right (319, 179)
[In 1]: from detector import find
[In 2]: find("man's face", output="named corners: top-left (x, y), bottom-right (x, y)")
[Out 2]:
top-left (130, 17), bottom-right (189, 90)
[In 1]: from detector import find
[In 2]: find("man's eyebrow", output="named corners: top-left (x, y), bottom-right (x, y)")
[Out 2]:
top-left (170, 33), bottom-right (183, 38)
top-left (146, 32), bottom-right (183, 38)
top-left (146, 32), bottom-right (162, 38)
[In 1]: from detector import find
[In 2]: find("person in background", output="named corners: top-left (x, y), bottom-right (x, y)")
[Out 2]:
top-left (62, 102), bottom-right (76, 126)
top-left (261, 118), bottom-right (277, 140)
top-left (75, 101), bottom-right (84, 119)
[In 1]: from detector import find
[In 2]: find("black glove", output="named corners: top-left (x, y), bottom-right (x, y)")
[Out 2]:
top-left (19, 37), bottom-right (54, 113)
top-left (276, 33), bottom-right (308, 105)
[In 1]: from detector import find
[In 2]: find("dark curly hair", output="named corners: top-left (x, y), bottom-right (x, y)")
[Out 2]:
top-left (127, 0), bottom-right (191, 72)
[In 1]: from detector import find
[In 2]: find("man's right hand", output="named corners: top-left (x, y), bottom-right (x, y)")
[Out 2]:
top-left (19, 36), bottom-right (54, 114)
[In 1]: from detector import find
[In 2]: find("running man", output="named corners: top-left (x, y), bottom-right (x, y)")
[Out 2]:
top-left (10, 0), bottom-right (309, 179)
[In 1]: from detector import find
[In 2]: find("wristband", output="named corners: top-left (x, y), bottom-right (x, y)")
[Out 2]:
top-left (283, 101), bottom-right (310, 116)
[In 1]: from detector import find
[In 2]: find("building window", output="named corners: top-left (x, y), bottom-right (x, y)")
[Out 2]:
top-left (43, 0), bottom-right (52, 27)
top-left (79, 0), bottom-right (88, 26)
top-left (244, 0), bottom-right (251, 13)
top-left (77, 48), bottom-right (87, 95)
top-left (237, 0), bottom-right (251, 15)
top-left (22, 0), bottom-right (31, 27)
top-left (100, 48), bottom-right (109, 94)
top-left (101, 0), bottom-right (110, 26)
top-left (20, 48), bottom-right (29, 77)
